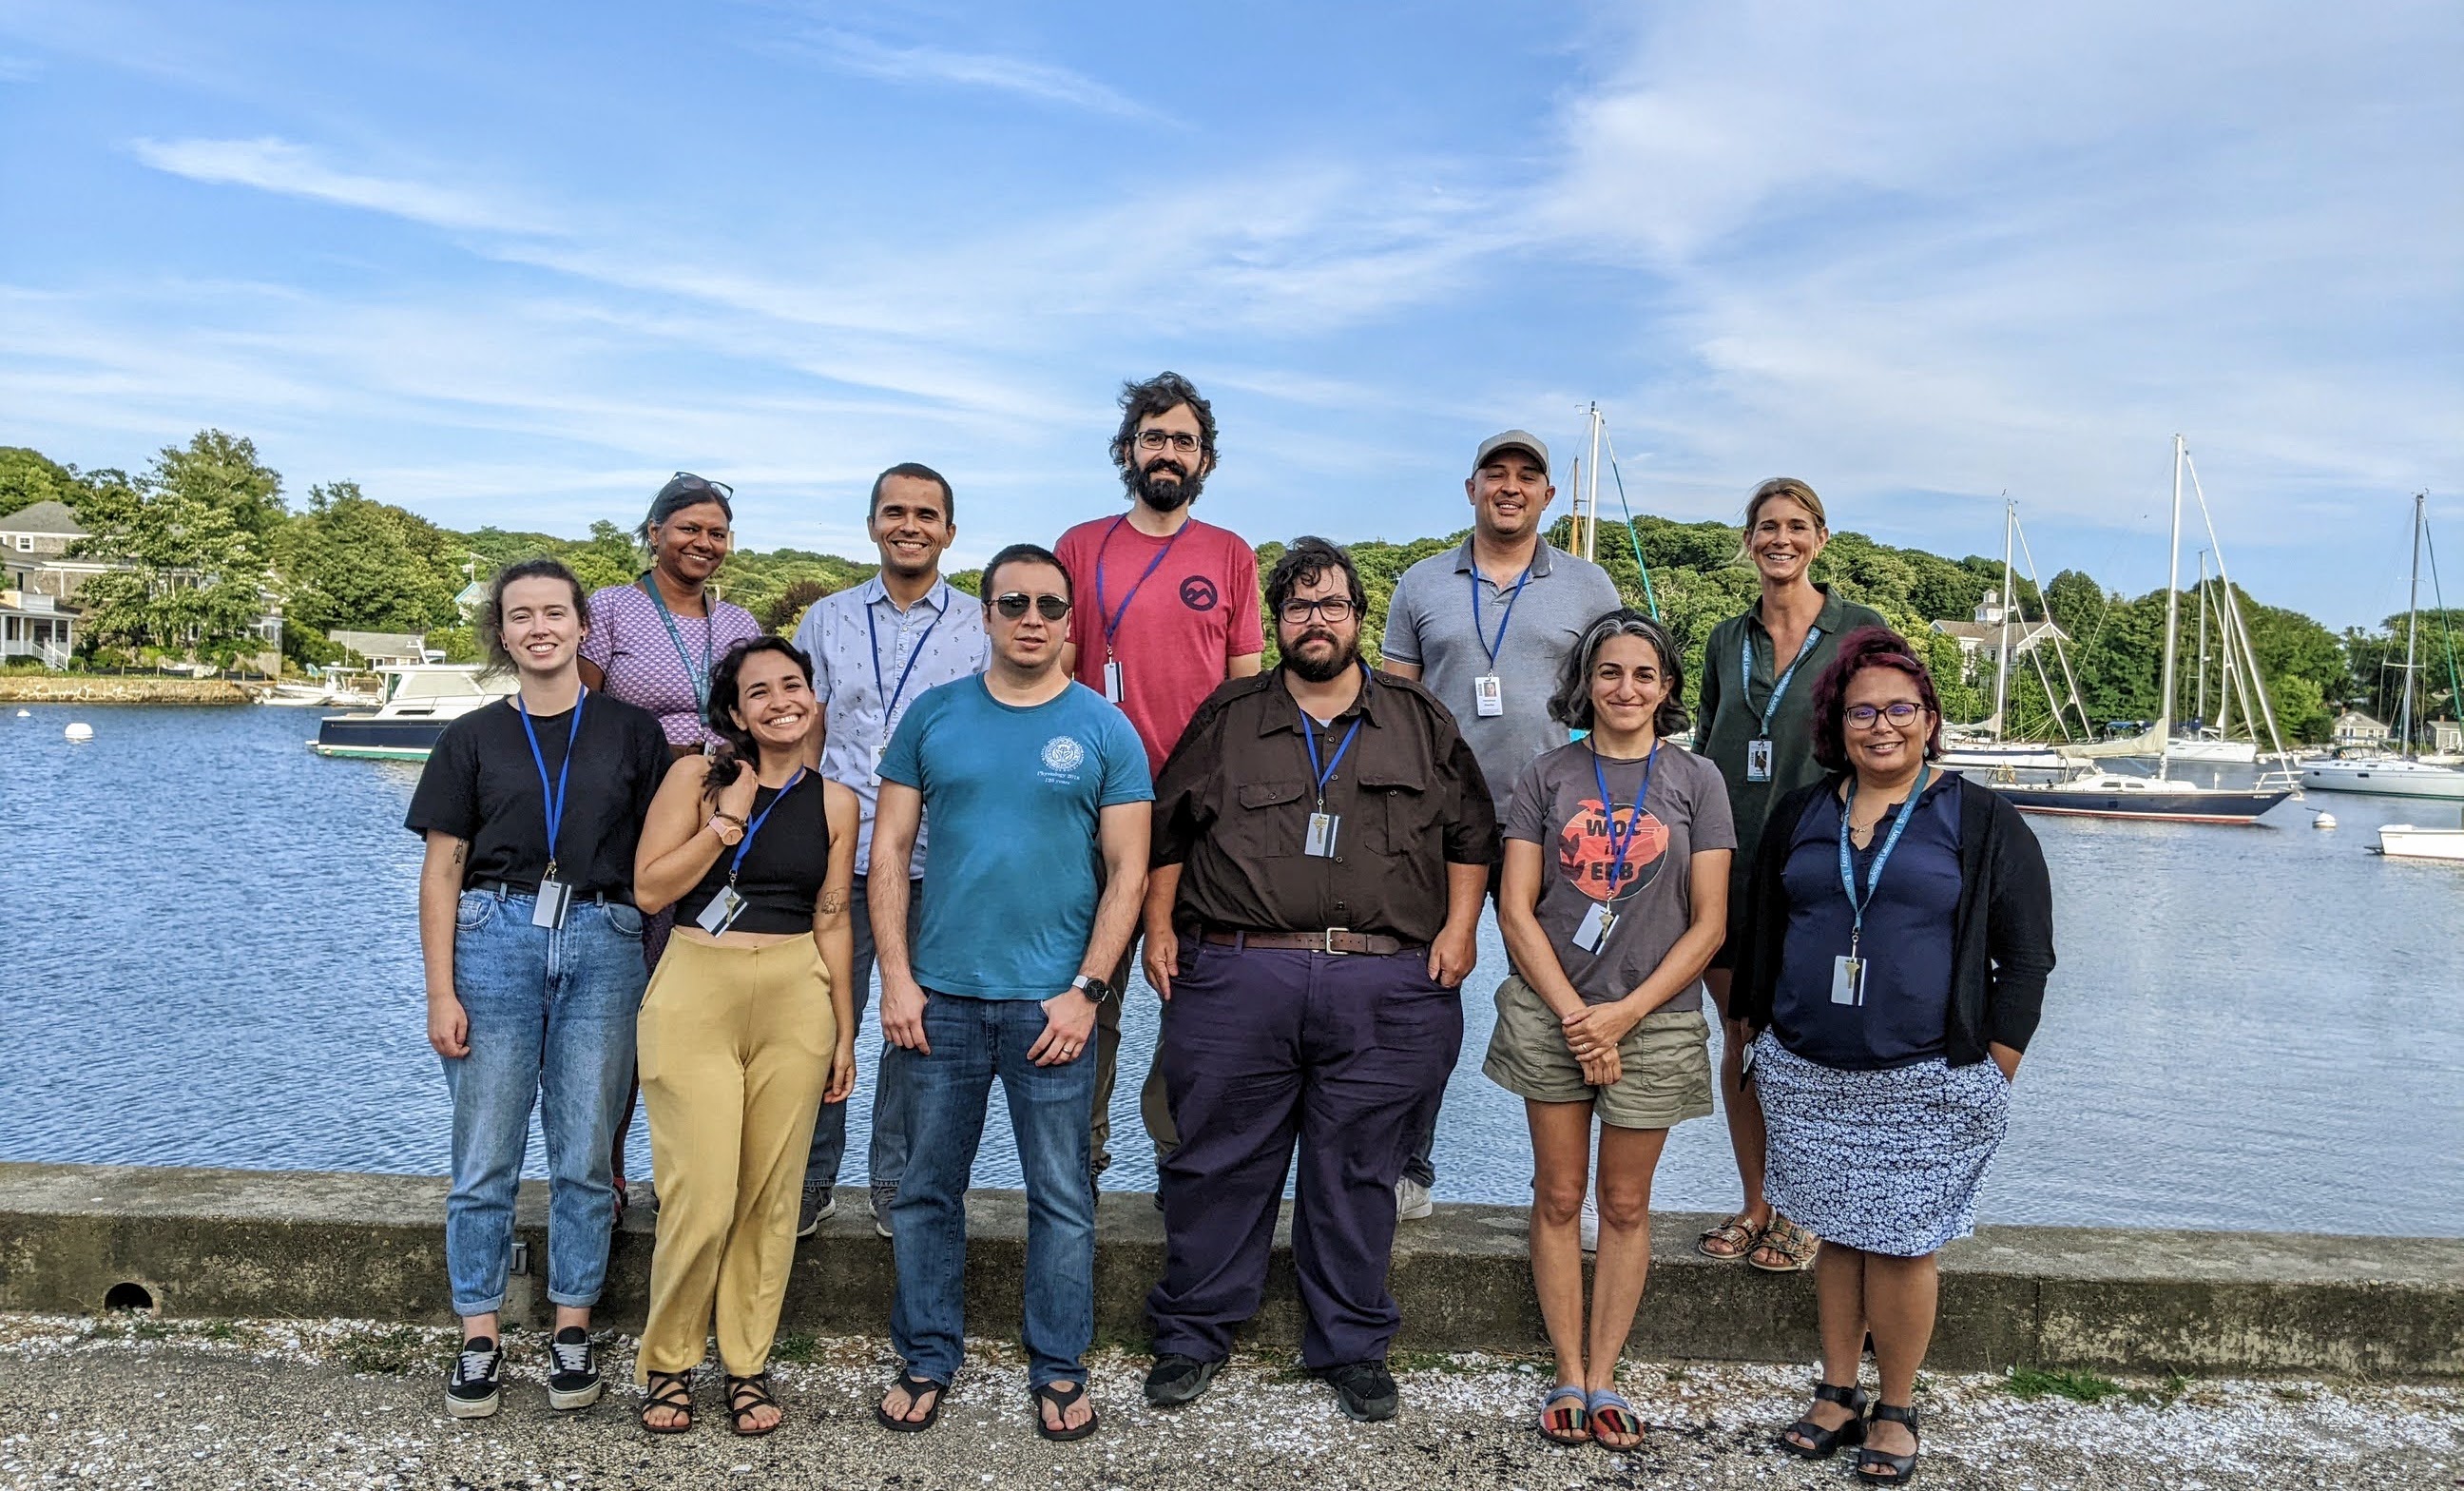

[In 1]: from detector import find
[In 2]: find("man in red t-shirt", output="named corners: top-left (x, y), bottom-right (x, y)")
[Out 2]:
top-left (1055, 371), bottom-right (1265, 1183)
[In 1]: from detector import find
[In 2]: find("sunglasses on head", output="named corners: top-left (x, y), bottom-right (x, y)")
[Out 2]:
top-left (664, 471), bottom-right (734, 500)
top-left (991, 591), bottom-right (1071, 621)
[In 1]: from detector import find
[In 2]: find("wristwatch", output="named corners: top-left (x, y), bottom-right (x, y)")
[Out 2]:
top-left (1070, 974), bottom-right (1114, 1005)
top-left (707, 815), bottom-right (746, 846)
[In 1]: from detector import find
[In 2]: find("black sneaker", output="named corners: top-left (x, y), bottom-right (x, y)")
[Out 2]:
top-left (1143, 1353), bottom-right (1222, 1408)
top-left (1320, 1360), bottom-right (1397, 1422)
top-left (546, 1326), bottom-right (603, 1411)
top-left (445, 1336), bottom-right (503, 1419)
top-left (870, 1184), bottom-right (895, 1240)
top-left (797, 1187), bottom-right (837, 1239)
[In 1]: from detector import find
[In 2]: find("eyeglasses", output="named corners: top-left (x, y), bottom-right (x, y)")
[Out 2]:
top-left (1845, 702), bottom-right (1926, 728)
top-left (1134, 430), bottom-right (1202, 454)
top-left (666, 472), bottom-right (734, 499)
top-left (991, 591), bottom-right (1071, 622)
top-left (1278, 597), bottom-right (1356, 625)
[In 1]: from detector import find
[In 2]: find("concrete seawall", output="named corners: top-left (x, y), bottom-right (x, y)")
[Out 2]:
top-left (3, 1161), bottom-right (2456, 1378)
top-left (0, 677), bottom-right (251, 704)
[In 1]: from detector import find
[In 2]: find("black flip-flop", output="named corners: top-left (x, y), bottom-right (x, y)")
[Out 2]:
top-left (1031, 1379), bottom-right (1100, 1443)
top-left (875, 1371), bottom-right (945, 1433)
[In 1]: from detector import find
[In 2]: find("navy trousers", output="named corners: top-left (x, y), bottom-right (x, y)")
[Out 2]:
top-left (1146, 939), bottom-right (1462, 1369)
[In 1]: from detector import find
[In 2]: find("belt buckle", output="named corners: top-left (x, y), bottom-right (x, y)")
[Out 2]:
top-left (1322, 927), bottom-right (1350, 956)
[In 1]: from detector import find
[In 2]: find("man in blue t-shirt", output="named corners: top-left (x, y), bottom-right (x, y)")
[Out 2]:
top-left (868, 542), bottom-right (1151, 1443)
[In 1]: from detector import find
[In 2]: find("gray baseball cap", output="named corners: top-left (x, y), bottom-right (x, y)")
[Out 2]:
top-left (1473, 429), bottom-right (1550, 474)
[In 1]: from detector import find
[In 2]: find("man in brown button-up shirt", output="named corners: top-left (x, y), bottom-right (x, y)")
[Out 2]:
top-left (1136, 536), bottom-right (1496, 1424)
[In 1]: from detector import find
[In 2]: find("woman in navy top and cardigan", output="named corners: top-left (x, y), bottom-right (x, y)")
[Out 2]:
top-left (1732, 627), bottom-right (2054, 1486)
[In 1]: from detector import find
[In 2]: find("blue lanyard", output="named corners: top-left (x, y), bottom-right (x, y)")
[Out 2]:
top-left (1588, 739), bottom-right (1660, 899)
top-left (515, 687), bottom-right (587, 879)
top-left (1838, 765), bottom-right (1931, 953)
top-left (1471, 565), bottom-right (1532, 668)
top-left (729, 768), bottom-right (807, 884)
top-left (866, 591), bottom-right (942, 725)
top-left (1744, 623), bottom-right (1823, 738)
top-left (1297, 668), bottom-right (1368, 809)
top-left (642, 575), bottom-right (715, 711)
top-left (1094, 515), bottom-right (1187, 653)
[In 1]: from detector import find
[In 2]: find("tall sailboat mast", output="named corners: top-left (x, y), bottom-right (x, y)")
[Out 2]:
top-left (1585, 403), bottom-right (1605, 563)
top-left (2155, 436), bottom-right (2185, 776)
top-left (2400, 490), bottom-right (2424, 758)
top-left (1993, 497), bottom-right (2014, 742)
top-left (2194, 551), bottom-right (2209, 726)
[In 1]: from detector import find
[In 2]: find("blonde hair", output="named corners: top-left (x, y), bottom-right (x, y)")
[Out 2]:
top-left (1734, 476), bottom-right (1829, 565)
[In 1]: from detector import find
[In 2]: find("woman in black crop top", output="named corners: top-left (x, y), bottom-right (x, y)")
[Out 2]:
top-left (629, 635), bottom-right (859, 1436)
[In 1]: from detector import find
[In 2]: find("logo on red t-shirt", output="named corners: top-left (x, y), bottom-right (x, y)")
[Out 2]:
top-left (1179, 575), bottom-right (1219, 612)
top-left (1556, 800), bottom-right (1669, 903)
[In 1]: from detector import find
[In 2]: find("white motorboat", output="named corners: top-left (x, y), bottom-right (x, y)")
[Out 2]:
top-left (2379, 822), bottom-right (2464, 861)
top-left (310, 665), bottom-right (514, 761)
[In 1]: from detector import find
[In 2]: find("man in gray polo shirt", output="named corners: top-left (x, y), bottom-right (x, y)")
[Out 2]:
top-left (1379, 430), bottom-right (1622, 1218)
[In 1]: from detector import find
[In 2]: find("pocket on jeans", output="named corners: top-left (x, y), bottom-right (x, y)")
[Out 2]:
top-left (454, 891), bottom-right (496, 932)
top-left (603, 901), bottom-right (644, 939)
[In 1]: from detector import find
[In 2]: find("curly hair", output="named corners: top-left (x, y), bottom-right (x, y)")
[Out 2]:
top-left (1109, 371), bottom-right (1218, 473)
top-left (701, 634), bottom-right (817, 804)
top-left (1548, 608), bottom-right (1691, 739)
top-left (1264, 535), bottom-right (1366, 622)
top-left (1808, 625), bottom-right (1943, 773)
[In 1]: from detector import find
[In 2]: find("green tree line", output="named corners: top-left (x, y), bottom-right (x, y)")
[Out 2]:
top-left (6, 432), bottom-right (2452, 742)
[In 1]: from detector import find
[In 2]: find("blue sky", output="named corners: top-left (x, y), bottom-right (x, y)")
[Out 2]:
top-left (2, 0), bottom-right (2456, 629)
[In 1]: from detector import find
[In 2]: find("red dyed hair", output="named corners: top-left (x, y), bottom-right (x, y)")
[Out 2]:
top-left (1809, 625), bottom-right (1944, 773)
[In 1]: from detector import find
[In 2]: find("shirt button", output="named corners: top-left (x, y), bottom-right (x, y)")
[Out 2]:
top-left (1334, 857), bottom-right (1345, 864)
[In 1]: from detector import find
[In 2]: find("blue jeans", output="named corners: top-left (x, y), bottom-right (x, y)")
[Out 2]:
top-left (888, 991), bottom-right (1096, 1390)
top-left (803, 876), bottom-right (918, 1196)
top-left (440, 889), bottom-right (646, 1317)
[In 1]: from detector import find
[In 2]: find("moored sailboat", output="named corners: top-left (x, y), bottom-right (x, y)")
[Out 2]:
top-left (2304, 493), bottom-right (2464, 801)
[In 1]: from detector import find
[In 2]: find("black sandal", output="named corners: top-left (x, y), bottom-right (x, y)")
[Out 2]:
top-left (1777, 1382), bottom-right (1868, 1459)
top-left (1031, 1379), bottom-right (1100, 1443)
top-left (723, 1372), bottom-right (783, 1437)
top-left (875, 1371), bottom-right (945, 1433)
top-left (1857, 1402), bottom-right (1921, 1484)
top-left (639, 1370), bottom-right (693, 1434)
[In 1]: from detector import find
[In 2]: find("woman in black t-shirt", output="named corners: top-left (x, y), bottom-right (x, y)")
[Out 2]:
top-left (629, 636), bottom-right (858, 1437)
top-left (404, 557), bottom-right (673, 1423)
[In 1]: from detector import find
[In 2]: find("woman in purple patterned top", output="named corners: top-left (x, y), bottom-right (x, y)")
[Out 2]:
top-left (579, 472), bottom-right (767, 1216)
top-left (579, 473), bottom-right (766, 756)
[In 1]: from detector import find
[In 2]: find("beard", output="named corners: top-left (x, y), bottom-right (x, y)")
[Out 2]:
top-left (1283, 628), bottom-right (1358, 683)
top-left (1127, 457), bottom-right (1204, 513)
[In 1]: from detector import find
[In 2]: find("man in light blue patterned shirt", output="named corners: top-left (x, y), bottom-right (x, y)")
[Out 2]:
top-left (792, 462), bottom-right (990, 1236)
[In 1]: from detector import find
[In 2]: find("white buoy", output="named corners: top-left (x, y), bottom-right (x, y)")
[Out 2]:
top-left (13, 708), bottom-right (27, 717)
top-left (64, 722), bottom-right (94, 742)
top-left (2313, 812), bottom-right (2337, 830)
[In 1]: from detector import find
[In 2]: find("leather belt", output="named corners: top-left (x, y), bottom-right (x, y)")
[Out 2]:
top-left (1201, 928), bottom-right (1416, 957)
top-left (467, 879), bottom-right (626, 907)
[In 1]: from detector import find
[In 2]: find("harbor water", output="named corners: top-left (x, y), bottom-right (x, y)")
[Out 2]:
top-left (3, 704), bottom-right (2458, 1237)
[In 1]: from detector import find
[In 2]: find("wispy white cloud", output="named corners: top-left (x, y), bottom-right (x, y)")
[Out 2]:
top-left (129, 137), bottom-right (555, 236)
top-left (783, 29), bottom-right (1164, 121)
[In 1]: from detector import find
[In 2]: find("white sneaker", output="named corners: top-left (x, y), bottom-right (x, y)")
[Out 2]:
top-left (1580, 1191), bottom-right (1599, 1254)
top-left (1396, 1177), bottom-right (1434, 1222)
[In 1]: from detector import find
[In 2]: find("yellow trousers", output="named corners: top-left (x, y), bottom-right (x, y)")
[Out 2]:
top-left (635, 934), bottom-right (835, 1381)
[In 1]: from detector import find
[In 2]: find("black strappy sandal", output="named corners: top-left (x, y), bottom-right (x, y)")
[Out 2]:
top-left (723, 1372), bottom-right (783, 1437)
top-left (1777, 1382), bottom-right (1868, 1459)
top-left (1857, 1402), bottom-right (1921, 1484)
top-left (874, 1371), bottom-right (945, 1433)
top-left (1031, 1379), bottom-right (1100, 1443)
top-left (639, 1370), bottom-right (693, 1435)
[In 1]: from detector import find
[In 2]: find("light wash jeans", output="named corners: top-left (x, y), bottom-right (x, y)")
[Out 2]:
top-left (802, 875), bottom-right (919, 1197)
top-left (887, 991), bottom-right (1096, 1390)
top-left (440, 888), bottom-right (645, 1317)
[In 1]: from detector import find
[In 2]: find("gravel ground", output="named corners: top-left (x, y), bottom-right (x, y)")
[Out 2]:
top-left (0, 1314), bottom-right (2455, 1490)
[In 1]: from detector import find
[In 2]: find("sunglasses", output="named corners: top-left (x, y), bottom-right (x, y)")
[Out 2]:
top-left (665, 471), bottom-right (735, 499)
top-left (991, 591), bottom-right (1071, 621)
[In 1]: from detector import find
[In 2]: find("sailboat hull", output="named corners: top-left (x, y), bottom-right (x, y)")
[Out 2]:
top-left (1990, 780), bottom-right (2294, 823)
top-left (2302, 760), bottom-right (2464, 800)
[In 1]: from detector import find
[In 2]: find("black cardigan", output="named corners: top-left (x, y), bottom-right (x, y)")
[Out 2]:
top-left (1730, 771), bottom-right (2055, 1066)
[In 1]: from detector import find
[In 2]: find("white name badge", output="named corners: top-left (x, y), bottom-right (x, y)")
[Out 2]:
top-left (696, 884), bottom-right (747, 936)
top-left (1831, 954), bottom-right (1866, 1006)
top-left (1304, 811), bottom-right (1340, 858)
top-left (1103, 659), bottom-right (1126, 704)
top-left (531, 879), bottom-right (571, 929)
top-left (1574, 900), bottom-right (1616, 953)
top-left (1746, 738), bottom-right (1775, 782)
top-left (1473, 674), bottom-right (1504, 718)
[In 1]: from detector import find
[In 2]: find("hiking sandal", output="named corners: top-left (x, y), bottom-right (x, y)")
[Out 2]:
top-left (1587, 1387), bottom-right (1645, 1450)
top-left (1696, 1212), bottom-right (1762, 1260)
top-left (1535, 1384), bottom-right (1589, 1445)
top-left (1857, 1402), bottom-right (1921, 1483)
top-left (724, 1372), bottom-right (783, 1437)
top-left (639, 1370), bottom-right (693, 1434)
top-left (875, 1371), bottom-right (945, 1433)
top-left (1747, 1213), bottom-right (1820, 1271)
top-left (1777, 1382), bottom-right (1868, 1459)
top-left (1031, 1379), bottom-right (1100, 1442)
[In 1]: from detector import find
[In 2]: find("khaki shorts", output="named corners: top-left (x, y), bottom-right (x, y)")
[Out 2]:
top-left (1481, 974), bottom-right (1715, 1131)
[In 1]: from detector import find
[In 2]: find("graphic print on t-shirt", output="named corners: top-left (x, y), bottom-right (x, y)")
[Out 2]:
top-left (1556, 798), bottom-right (1670, 903)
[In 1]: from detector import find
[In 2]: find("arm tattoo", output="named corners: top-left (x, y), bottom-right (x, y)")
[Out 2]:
top-left (451, 843), bottom-right (467, 865)
top-left (818, 888), bottom-right (846, 916)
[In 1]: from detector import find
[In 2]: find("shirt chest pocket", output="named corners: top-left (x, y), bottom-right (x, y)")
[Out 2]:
top-left (1354, 765), bottom-right (1434, 860)
top-left (1224, 778), bottom-right (1311, 859)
